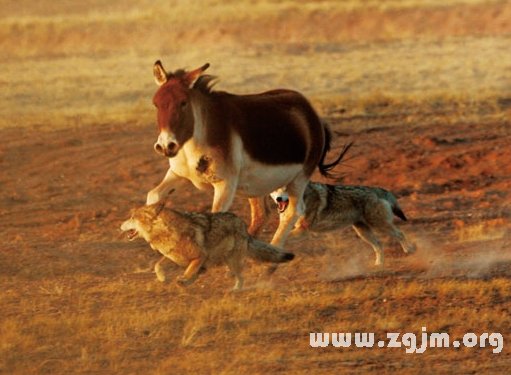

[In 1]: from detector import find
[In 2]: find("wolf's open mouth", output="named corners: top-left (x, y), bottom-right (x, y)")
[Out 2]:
top-left (277, 200), bottom-right (289, 213)
top-left (126, 229), bottom-right (138, 240)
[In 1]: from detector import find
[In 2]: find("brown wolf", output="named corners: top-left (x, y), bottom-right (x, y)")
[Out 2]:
top-left (270, 182), bottom-right (416, 266)
top-left (120, 200), bottom-right (294, 290)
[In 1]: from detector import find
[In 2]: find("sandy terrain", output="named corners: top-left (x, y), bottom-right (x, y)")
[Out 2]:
top-left (1, 1), bottom-right (510, 373)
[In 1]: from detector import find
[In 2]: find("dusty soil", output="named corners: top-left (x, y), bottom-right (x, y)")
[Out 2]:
top-left (1, 100), bottom-right (510, 373)
top-left (2, 104), bottom-right (509, 279)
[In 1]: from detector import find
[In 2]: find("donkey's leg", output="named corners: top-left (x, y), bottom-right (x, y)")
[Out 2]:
top-left (211, 178), bottom-right (238, 212)
top-left (146, 168), bottom-right (180, 205)
top-left (270, 176), bottom-right (307, 247)
top-left (248, 197), bottom-right (268, 236)
top-left (353, 223), bottom-right (384, 267)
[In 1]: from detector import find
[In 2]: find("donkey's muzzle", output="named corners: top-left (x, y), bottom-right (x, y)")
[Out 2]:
top-left (154, 141), bottom-right (179, 158)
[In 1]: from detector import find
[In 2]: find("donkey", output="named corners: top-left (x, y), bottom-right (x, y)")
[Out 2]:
top-left (146, 61), bottom-right (346, 246)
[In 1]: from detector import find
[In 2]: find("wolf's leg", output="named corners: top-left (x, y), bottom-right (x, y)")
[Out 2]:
top-left (226, 258), bottom-right (244, 291)
top-left (226, 239), bottom-right (245, 290)
top-left (233, 276), bottom-right (244, 291)
top-left (147, 168), bottom-right (179, 205)
top-left (386, 224), bottom-right (416, 254)
top-left (247, 197), bottom-right (268, 236)
top-left (353, 223), bottom-right (384, 266)
top-left (288, 215), bottom-right (309, 239)
top-left (286, 227), bottom-right (307, 243)
top-left (211, 179), bottom-right (238, 212)
top-left (177, 257), bottom-right (205, 286)
top-left (154, 256), bottom-right (167, 282)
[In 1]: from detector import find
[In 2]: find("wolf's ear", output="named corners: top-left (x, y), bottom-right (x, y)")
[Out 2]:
top-left (153, 188), bottom-right (175, 216)
top-left (154, 201), bottom-right (165, 216)
top-left (165, 188), bottom-right (176, 201)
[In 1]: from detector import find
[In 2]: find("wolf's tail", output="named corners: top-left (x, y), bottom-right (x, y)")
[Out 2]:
top-left (375, 188), bottom-right (407, 221)
top-left (392, 204), bottom-right (407, 222)
top-left (247, 238), bottom-right (295, 263)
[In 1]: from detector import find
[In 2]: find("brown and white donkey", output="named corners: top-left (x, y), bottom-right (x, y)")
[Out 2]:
top-left (146, 61), bottom-right (347, 246)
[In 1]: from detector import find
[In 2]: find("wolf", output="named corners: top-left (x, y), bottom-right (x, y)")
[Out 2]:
top-left (120, 197), bottom-right (294, 290)
top-left (270, 182), bottom-right (416, 266)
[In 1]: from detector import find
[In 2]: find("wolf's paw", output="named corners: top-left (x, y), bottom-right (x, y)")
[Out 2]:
top-left (176, 276), bottom-right (194, 287)
top-left (155, 263), bottom-right (166, 282)
top-left (155, 269), bottom-right (166, 282)
top-left (232, 280), bottom-right (244, 292)
top-left (373, 260), bottom-right (384, 268)
top-left (404, 244), bottom-right (417, 254)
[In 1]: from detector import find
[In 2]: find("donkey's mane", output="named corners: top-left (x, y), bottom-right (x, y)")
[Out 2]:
top-left (168, 69), bottom-right (186, 78)
top-left (167, 69), bottom-right (218, 95)
top-left (193, 75), bottom-right (218, 95)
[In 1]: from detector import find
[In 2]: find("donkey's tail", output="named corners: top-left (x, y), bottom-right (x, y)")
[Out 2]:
top-left (318, 124), bottom-right (353, 178)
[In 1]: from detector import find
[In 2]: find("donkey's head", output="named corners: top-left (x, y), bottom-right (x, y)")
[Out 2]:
top-left (152, 61), bottom-right (210, 157)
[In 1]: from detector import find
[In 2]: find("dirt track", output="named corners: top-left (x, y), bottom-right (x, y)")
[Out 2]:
top-left (2, 99), bottom-right (511, 279)
top-left (1, 100), bottom-right (510, 279)
top-left (2, 99), bottom-right (511, 373)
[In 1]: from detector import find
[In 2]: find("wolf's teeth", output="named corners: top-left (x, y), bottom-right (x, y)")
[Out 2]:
top-left (127, 229), bottom-right (138, 240)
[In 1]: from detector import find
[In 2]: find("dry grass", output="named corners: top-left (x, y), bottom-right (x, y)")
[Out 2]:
top-left (1, 272), bottom-right (510, 373)
top-left (454, 218), bottom-right (508, 243)
top-left (2, 37), bottom-right (510, 130)
top-left (1, 0), bottom-right (511, 129)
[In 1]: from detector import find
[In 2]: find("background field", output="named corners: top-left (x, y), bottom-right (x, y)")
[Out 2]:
top-left (1, 0), bottom-right (510, 373)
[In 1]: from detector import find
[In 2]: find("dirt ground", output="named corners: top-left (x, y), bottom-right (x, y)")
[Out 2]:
top-left (1, 1), bottom-right (511, 374)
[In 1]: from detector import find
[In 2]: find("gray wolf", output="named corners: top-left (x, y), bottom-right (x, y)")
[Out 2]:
top-left (146, 60), bottom-right (348, 247)
top-left (120, 200), bottom-right (295, 290)
top-left (270, 182), bottom-right (416, 266)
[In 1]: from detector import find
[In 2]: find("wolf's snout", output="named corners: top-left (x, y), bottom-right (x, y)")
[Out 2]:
top-left (154, 141), bottom-right (178, 157)
top-left (274, 195), bottom-right (289, 213)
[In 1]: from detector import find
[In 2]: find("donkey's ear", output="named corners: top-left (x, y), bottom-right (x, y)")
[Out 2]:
top-left (153, 60), bottom-right (168, 86)
top-left (184, 63), bottom-right (210, 87)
